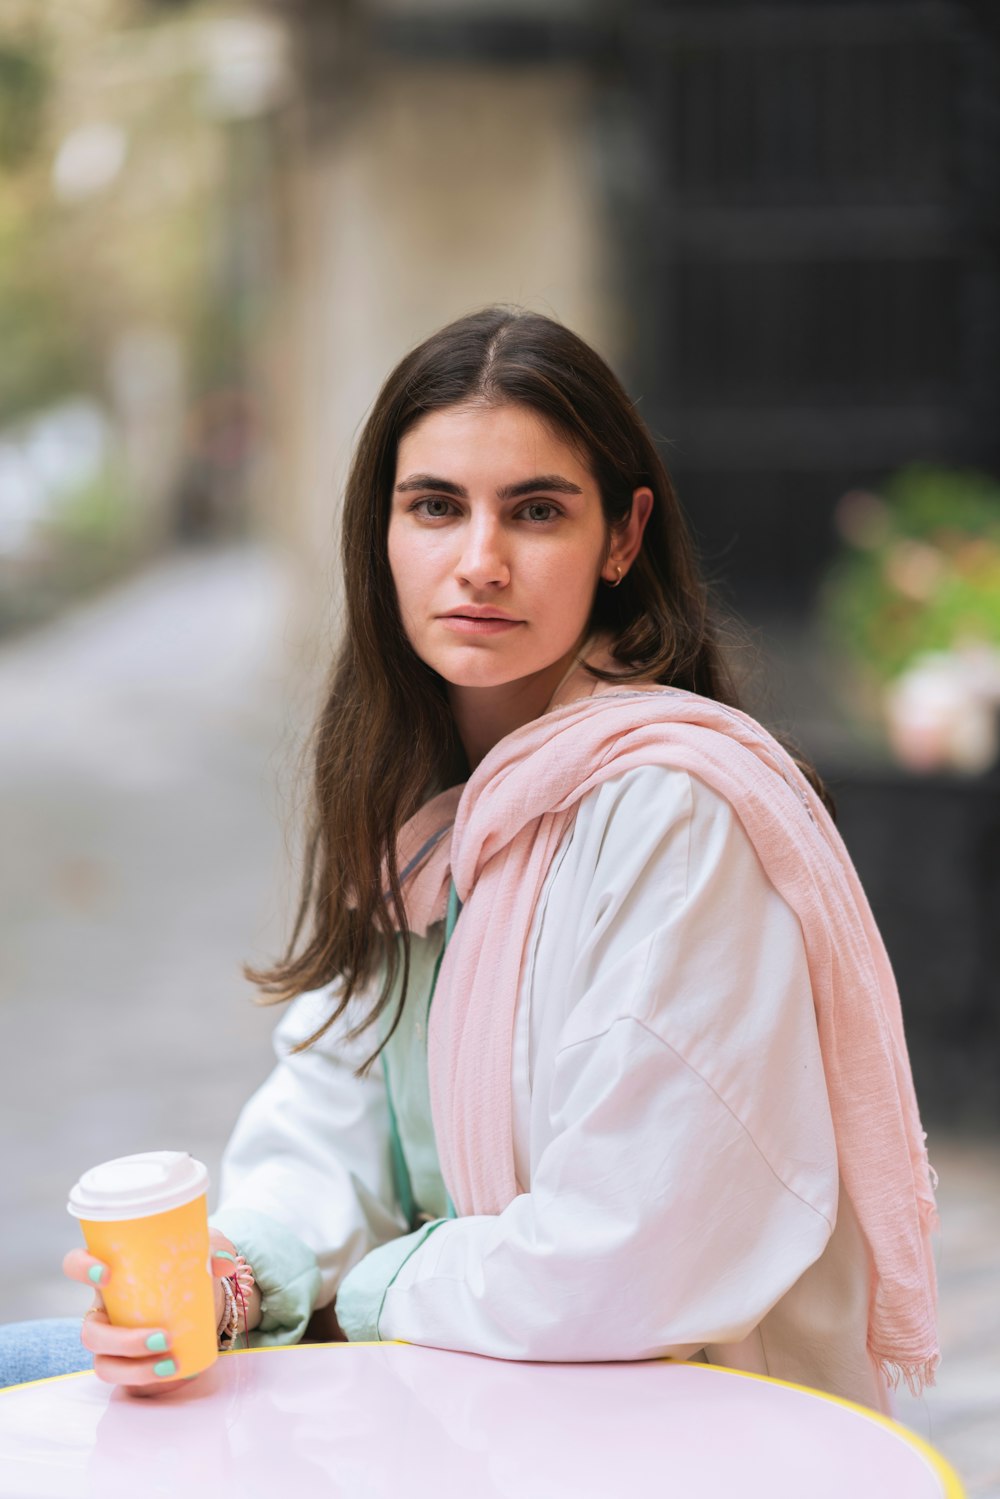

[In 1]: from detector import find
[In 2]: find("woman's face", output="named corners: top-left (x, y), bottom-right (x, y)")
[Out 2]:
top-left (388, 402), bottom-right (611, 700)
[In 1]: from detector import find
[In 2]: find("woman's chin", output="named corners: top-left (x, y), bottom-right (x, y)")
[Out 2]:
top-left (414, 630), bottom-right (584, 696)
top-left (423, 644), bottom-right (536, 692)
top-left (440, 667), bottom-right (527, 692)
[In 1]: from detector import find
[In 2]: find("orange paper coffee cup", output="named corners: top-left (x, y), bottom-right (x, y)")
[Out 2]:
top-left (68, 1152), bottom-right (217, 1378)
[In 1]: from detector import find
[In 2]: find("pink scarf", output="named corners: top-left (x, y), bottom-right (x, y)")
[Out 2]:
top-left (394, 654), bottom-right (939, 1393)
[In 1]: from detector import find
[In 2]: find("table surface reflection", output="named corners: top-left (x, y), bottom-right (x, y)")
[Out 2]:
top-left (0, 1343), bottom-right (962, 1499)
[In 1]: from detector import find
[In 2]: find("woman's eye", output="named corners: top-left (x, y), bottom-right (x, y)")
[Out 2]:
top-left (522, 502), bottom-right (558, 523)
top-left (416, 498), bottom-right (454, 518)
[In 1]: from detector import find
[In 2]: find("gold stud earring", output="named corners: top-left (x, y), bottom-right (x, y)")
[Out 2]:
top-left (606, 564), bottom-right (624, 588)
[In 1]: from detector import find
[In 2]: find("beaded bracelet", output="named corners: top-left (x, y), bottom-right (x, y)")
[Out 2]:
top-left (217, 1253), bottom-right (256, 1351)
top-left (218, 1276), bottom-right (239, 1350)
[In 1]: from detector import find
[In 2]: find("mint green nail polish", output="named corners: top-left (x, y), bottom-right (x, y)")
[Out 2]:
top-left (87, 1264), bottom-right (106, 1285)
top-left (153, 1359), bottom-right (177, 1379)
top-left (214, 1250), bottom-right (236, 1262)
top-left (145, 1332), bottom-right (168, 1354)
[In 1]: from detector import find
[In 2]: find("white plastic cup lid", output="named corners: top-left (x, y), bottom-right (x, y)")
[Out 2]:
top-left (67, 1151), bottom-right (209, 1221)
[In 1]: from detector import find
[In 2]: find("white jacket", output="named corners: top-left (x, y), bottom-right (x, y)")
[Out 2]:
top-left (217, 767), bottom-right (889, 1411)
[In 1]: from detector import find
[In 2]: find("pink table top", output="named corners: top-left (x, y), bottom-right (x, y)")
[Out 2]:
top-left (0, 1344), bottom-right (962, 1499)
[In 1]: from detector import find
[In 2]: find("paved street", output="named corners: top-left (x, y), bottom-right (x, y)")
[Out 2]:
top-left (894, 1136), bottom-right (1000, 1497)
top-left (1, 545), bottom-right (997, 1494)
top-left (0, 544), bottom-right (301, 1318)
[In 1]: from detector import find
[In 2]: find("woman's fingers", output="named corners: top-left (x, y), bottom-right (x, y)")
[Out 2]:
top-left (80, 1307), bottom-right (172, 1363)
top-left (62, 1247), bottom-right (109, 1288)
top-left (209, 1248), bottom-right (239, 1279)
top-left (92, 1352), bottom-right (185, 1388)
top-left (208, 1231), bottom-right (242, 1332)
top-left (83, 1310), bottom-right (185, 1386)
top-left (208, 1228), bottom-right (240, 1280)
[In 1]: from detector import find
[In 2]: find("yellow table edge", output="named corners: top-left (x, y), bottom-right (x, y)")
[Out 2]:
top-left (686, 1360), bottom-right (965, 1499)
top-left (0, 1343), bottom-right (965, 1498)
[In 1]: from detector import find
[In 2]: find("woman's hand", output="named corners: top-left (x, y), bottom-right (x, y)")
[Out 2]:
top-left (62, 1228), bottom-right (254, 1395)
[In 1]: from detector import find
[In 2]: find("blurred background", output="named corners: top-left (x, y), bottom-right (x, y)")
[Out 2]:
top-left (1, 0), bottom-right (998, 1491)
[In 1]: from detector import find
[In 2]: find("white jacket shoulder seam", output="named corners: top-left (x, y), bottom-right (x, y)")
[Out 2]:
top-left (555, 1013), bottom-right (835, 1233)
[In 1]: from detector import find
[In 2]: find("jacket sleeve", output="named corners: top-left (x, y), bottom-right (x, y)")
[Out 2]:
top-left (337, 770), bottom-right (840, 1361)
top-left (211, 979), bottom-right (409, 1344)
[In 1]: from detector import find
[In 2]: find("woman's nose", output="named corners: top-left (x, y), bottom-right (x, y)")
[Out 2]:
top-left (456, 517), bottom-right (510, 589)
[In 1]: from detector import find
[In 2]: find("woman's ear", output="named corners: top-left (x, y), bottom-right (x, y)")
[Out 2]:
top-left (602, 487), bottom-right (654, 585)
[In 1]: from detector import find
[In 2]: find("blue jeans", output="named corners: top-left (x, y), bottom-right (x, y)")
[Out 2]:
top-left (0, 1319), bottom-right (94, 1388)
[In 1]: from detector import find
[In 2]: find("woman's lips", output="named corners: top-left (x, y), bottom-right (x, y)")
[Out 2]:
top-left (438, 615), bottom-right (524, 636)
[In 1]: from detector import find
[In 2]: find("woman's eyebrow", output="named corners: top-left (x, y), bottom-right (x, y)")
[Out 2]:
top-left (499, 475), bottom-right (584, 500)
top-left (395, 474), bottom-right (466, 496)
top-left (394, 473), bottom-right (584, 499)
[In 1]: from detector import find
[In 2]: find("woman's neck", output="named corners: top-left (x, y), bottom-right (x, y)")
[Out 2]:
top-left (448, 637), bottom-right (595, 770)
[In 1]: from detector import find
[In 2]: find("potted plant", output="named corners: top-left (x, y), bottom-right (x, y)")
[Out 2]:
top-left (821, 465), bottom-right (1000, 774)
top-left (817, 466), bottom-right (1000, 1126)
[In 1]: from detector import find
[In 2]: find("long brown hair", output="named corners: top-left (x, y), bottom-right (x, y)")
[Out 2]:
top-left (247, 307), bottom-right (828, 1067)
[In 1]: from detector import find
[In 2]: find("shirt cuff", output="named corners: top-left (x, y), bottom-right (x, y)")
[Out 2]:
top-left (210, 1207), bottom-right (322, 1346)
top-left (335, 1220), bottom-right (447, 1343)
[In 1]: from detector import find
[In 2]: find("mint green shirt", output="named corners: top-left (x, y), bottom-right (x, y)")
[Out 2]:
top-left (335, 921), bottom-right (454, 1342)
top-left (212, 918), bottom-right (453, 1345)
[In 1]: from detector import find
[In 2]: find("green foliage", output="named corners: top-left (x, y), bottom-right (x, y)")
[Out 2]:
top-left (0, 461), bottom-right (139, 638)
top-left (47, 462), bottom-right (131, 551)
top-left (0, 28), bottom-right (86, 420)
top-left (821, 466), bottom-right (1000, 685)
top-left (0, 204), bottom-right (90, 421)
top-left (0, 36), bottom-right (49, 170)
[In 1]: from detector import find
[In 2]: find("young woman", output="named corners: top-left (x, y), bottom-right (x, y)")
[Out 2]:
top-left (52, 307), bottom-right (938, 1406)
